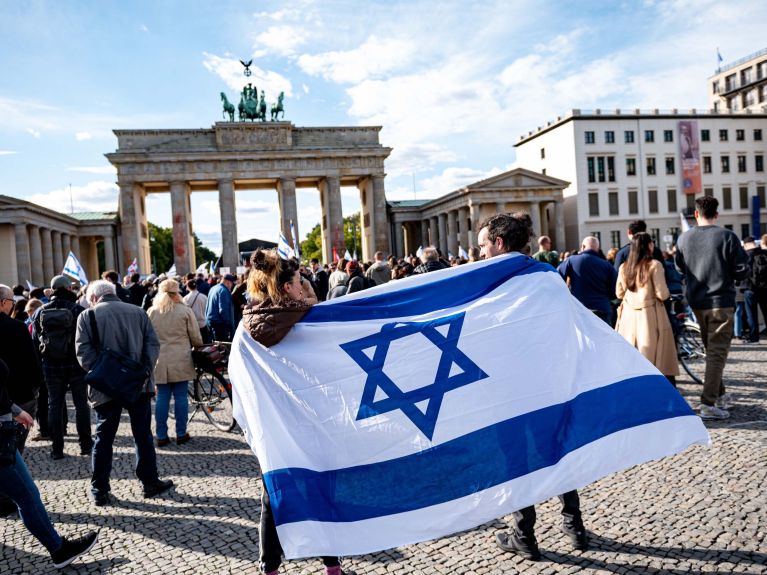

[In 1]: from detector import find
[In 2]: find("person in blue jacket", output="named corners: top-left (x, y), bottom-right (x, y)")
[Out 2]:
top-left (205, 274), bottom-right (236, 342)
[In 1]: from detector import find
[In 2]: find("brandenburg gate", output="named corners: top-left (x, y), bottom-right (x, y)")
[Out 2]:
top-left (106, 122), bottom-right (392, 273)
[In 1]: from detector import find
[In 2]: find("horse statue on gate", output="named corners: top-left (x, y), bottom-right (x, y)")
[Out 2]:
top-left (220, 92), bottom-right (235, 122)
top-left (238, 82), bottom-right (261, 121)
top-left (270, 92), bottom-right (285, 121)
top-left (258, 90), bottom-right (267, 122)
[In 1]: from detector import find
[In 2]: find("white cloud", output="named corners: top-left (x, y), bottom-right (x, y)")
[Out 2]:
top-left (416, 166), bottom-right (506, 199)
top-left (0, 150), bottom-right (17, 156)
top-left (202, 52), bottom-right (293, 99)
top-left (256, 25), bottom-right (307, 57)
top-left (27, 180), bottom-right (118, 214)
top-left (302, 83), bottom-right (309, 94)
top-left (26, 128), bottom-right (41, 138)
top-left (139, 24), bottom-right (149, 33)
top-left (298, 36), bottom-right (416, 84)
top-left (66, 166), bottom-right (116, 174)
top-left (75, 132), bottom-right (92, 141)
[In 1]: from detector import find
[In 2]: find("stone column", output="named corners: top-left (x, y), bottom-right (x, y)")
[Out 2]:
top-left (29, 226), bottom-right (43, 287)
top-left (371, 175), bottom-right (390, 254)
top-left (420, 219), bottom-right (429, 250)
top-left (320, 176), bottom-right (343, 263)
top-left (170, 180), bottom-right (195, 274)
top-left (554, 200), bottom-right (566, 252)
top-left (468, 203), bottom-right (480, 248)
top-left (496, 201), bottom-right (506, 214)
top-left (80, 237), bottom-right (99, 281)
top-left (41, 228), bottom-right (54, 285)
top-left (103, 234), bottom-right (116, 272)
top-left (358, 179), bottom-right (374, 262)
top-left (430, 216), bottom-right (438, 247)
top-left (437, 213), bottom-right (448, 255)
top-left (529, 201), bottom-right (541, 248)
top-left (447, 210), bottom-right (458, 257)
top-left (277, 177), bottom-right (299, 251)
top-left (61, 233), bottom-right (72, 260)
top-left (218, 179), bottom-right (239, 269)
top-left (51, 231), bottom-right (63, 274)
top-left (119, 181), bottom-right (147, 273)
top-left (14, 224), bottom-right (32, 285)
top-left (540, 203), bottom-right (550, 237)
top-left (458, 207), bottom-right (470, 251)
top-left (393, 221), bottom-right (405, 258)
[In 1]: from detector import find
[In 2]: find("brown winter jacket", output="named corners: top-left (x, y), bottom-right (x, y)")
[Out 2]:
top-left (241, 298), bottom-right (311, 347)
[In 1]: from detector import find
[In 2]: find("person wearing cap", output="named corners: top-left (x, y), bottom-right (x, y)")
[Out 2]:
top-left (31, 276), bottom-right (93, 460)
top-left (205, 273), bottom-right (236, 342)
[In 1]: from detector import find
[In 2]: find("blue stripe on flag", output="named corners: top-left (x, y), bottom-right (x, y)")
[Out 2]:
top-left (302, 255), bottom-right (555, 323)
top-left (264, 374), bottom-right (692, 525)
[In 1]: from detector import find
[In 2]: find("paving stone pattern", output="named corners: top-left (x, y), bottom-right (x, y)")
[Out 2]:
top-left (1, 341), bottom-right (765, 574)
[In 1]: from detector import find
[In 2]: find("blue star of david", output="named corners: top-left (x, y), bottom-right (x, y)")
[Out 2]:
top-left (340, 312), bottom-right (488, 440)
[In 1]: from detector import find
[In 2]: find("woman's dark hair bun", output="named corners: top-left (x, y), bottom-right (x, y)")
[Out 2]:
top-left (251, 249), bottom-right (277, 272)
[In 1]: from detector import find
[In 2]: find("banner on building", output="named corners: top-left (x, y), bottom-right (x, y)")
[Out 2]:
top-left (678, 120), bottom-right (702, 195)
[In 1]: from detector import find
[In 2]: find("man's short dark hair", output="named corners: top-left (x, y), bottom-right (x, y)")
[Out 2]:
top-left (310, 258), bottom-right (319, 264)
top-left (695, 195), bottom-right (718, 219)
top-left (627, 220), bottom-right (647, 236)
top-left (102, 270), bottom-right (119, 283)
top-left (478, 212), bottom-right (533, 253)
top-left (130, 272), bottom-right (140, 283)
top-left (186, 279), bottom-right (197, 290)
top-left (12, 285), bottom-right (24, 296)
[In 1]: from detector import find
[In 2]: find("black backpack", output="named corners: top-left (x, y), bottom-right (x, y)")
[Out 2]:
top-left (38, 307), bottom-right (76, 361)
top-left (751, 250), bottom-right (767, 290)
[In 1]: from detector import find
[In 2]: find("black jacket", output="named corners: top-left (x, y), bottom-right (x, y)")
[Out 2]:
top-left (0, 312), bottom-right (43, 405)
top-left (31, 288), bottom-right (85, 366)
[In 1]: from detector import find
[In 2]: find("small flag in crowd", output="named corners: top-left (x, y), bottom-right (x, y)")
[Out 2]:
top-left (290, 220), bottom-right (301, 257)
top-left (26, 280), bottom-right (36, 291)
top-left (448, 251), bottom-right (454, 259)
top-left (127, 258), bottom-right (138, 275)
top-left (458, 245), bottom-right (469, 259)
top-left (277, 232), bottom-right (296, 260)
top-left (229, 254), bottom-right (710, 559)
top-left (680, 212), bottom-right (692, 233)
top-left (343, 249), bottom-right (352, 261)
top-left (196, 262), bottom-right (209, 277)
top-left (416, 245), bottom-right (424, 259)
top-left (352, 250), bottom-right (358, 261)
top-left (209, 260), bottom-right (216, 274)
top-left (62, 251), bottom-right (88, 286)
top-left (166, 263), bottom-right (177, 277)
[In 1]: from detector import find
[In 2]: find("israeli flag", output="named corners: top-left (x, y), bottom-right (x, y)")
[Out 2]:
top-left (680, 211), bottom-right (692, 233)
top-left (344, 249), bottom-right (352, 261)
top-left (166, 263), bottom-right (177, 277)
top-left (416, 245), bottom-right (424, 259)
top-left (277, 232), bottom-right (295, 260)
top-left (62, 251), bottom-right (88, 285)
top-left (229, 253), bottom-right (709, 559)
top-left (458, 245), bottom-right (469, 260)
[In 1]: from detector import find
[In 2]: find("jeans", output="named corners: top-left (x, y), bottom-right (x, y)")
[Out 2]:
top-left (693, 307), bottom-right (734, 406)
top-left (260, 481), bottom-right (339, 573)
top-left (512, 490), bottom-right (584, 539)
top-left (91, 394), bottom-right (159, 497)
top-left (45, 365), bottom-right (92, 455)
top-left (0, 451), bottom-right (63, 552)
top-left (744, 290), bottom-right (761, 342)
top-left (734, 301), bottom-right (746, 338)
top-left (208, 321), bottom-right (233, 343)
top-left (155, 382), bottom-right (189, 440)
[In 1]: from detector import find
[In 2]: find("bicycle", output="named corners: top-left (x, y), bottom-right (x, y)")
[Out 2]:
top-left (670, 295), bottom-right (705, 385)
top-left (189, 342), bottom-right (237, 432)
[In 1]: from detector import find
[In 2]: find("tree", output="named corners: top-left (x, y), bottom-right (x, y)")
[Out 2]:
top-left (148, 222), bottom-right (218, 274)
top-left (300, 213), bottom-right (363, 263)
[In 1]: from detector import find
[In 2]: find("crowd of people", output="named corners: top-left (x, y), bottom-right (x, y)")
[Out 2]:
top-left (0, 195), bottom-right (763, 570)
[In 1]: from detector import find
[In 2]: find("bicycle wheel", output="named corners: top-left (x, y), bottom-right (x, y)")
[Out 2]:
top-left (194, 370), bottom-right (236, 432)
top-left (678, 322), bottom-right (705, 384)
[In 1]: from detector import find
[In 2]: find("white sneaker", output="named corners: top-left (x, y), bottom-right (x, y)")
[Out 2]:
top-left (699, 404), bottom-right (730, 420)
top-left (715, 393), bottom-right (733, 410)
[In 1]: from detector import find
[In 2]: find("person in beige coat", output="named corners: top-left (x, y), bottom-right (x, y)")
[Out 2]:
top-left (147, 280), bottom-right (203, 446)
top-left (616, 232), bottom-right (679, 385)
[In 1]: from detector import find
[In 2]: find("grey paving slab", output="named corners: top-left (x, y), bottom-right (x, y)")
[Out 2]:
top-left (1, 340), bottom-right (765, 574)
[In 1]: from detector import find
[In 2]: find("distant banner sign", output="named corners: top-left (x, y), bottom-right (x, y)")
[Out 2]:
top-left (236, 266), bottom-right (247, 276)
top-left (678, 120), bottom-right (702, 195)
top-left (218, 266), bottom-right (231, 276)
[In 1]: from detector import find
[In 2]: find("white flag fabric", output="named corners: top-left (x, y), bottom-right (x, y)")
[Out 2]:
top-left (458, 245), bottom-right (469, 259)
top-left (352, 250), bottom-right (358, 261)
top-left (680, 212), bottom-right (692, 233)
top-left (229, 253), bottom-right (710, 559)
top-left (62, 251), bottom-right (88, 285)
top-left (416, 245), bottom-right (424, 259)
top-left (26, 280), bottom-right (36, 291)
top-left (166, 263), bottom-right (177, 277)
top-left (344, 249), bottom-right (352, 261)
top-left (127, 258), bottom-right (138, 275)
top-left (278, 232), bottom-right (296, 260)
top-left (196, 262), bottom-right (209, 277)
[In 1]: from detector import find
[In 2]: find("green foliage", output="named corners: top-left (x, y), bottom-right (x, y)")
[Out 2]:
top-left (300, 213), bottom-right (363, 263)
top-left (148, 222), bottom-right (217, 274)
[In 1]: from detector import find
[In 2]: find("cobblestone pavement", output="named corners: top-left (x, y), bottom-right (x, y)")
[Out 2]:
top-left (1, 341), bottom-right (766, 574)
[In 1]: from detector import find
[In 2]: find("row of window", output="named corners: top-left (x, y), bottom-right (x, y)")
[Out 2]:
top-left (593, 222), bottom-right (767, 249)
top-left (583, 128), bottom-right (763, 145)
top-left (586, 153), bottom-right (765, 182)
top-left (587, 185), bottom-right (767, 218)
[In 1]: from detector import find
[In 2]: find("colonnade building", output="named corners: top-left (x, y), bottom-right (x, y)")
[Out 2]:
top-left (0, 195), bottom-right (118, 287)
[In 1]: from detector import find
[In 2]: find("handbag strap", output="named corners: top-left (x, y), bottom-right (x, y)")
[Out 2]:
top-left (88, 309), bottom-right (102, 352)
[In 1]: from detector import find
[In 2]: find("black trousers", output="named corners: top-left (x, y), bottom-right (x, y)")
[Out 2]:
top-left (260, 482), bottom-right (339, 573)
top-left (512, 490), bottom-right (584, 539)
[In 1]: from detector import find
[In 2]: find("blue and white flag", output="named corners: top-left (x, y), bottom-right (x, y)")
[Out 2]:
top-left (458, 245), bottom-right (469, 260)
top-left (26, 280), bottom-right (35, 291)
top-left (229, 253), bottom-right (710, 559)
top-left (277, 232), bottom-right (296, 260)
top-left (62, 251), bottom-right (88, 285)
top-left (680, 211), bottom-right (692, 233)
top-left (416, 245), bottom-right (424, 259)
top-left (166, 263), bottom-right (177, 277)
top-left (344, 249), bottom-right (352, 261)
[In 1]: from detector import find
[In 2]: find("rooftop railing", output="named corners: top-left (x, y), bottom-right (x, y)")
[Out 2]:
top-left (715, 47), bottom-right (767, 75)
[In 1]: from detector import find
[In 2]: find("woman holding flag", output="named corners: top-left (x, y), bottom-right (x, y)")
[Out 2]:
top-left (240, 249), bottom-right (341, 575)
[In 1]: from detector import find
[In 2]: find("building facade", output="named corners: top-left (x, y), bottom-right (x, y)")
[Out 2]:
top-left (709, 47), bottom-right (767, 113)
top-left (0, 195), bottom-right (118, 287)
top-left (515, 109), bottom-right (767, 251)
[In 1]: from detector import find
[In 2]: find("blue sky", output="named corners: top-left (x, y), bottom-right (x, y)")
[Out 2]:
top-left (1, 0), bottom-right (765, 254)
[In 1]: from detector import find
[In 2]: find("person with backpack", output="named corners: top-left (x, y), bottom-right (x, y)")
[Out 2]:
top-left (31, 276), bottom-right (93, 460)
top-left (742, 236), bottom-right (767, 343)
top-left (346, 260), bottom-right (372, 294)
